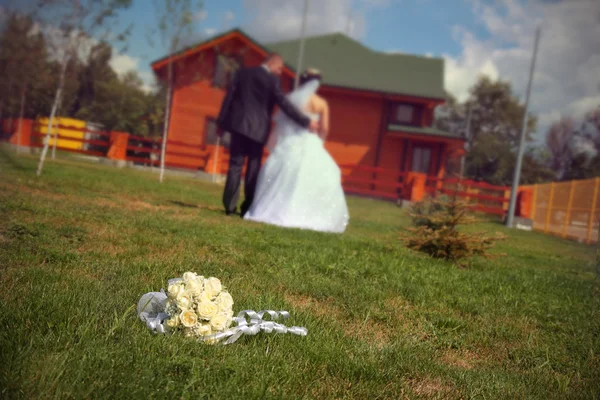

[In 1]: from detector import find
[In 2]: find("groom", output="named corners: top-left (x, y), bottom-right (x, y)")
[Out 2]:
top-left (216, 53), bottom-right (319, 217)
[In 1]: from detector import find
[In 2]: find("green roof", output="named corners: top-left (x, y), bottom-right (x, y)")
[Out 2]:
top-left (388, 124), bottom-right (464, 140)
top-left (266, 33), bottom-right (446, 100)
top-left (151, 28), bottom-right (446, 100)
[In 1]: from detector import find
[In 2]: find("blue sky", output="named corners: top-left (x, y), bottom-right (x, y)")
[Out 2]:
top-left (118, 0), bottom-right (490, 78)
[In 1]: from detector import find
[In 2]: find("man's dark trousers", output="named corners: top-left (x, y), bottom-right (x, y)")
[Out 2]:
top-left (222, 132), bottom-right (264, 216)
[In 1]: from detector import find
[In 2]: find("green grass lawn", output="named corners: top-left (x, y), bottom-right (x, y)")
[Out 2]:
top-left (1, 146), bottom-right (599, 399)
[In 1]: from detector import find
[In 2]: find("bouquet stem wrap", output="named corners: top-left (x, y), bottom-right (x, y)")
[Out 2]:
top-left (202, 310), bottom-right (308, 345)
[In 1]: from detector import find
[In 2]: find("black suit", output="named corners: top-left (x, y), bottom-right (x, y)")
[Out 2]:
top-left (217, 66), bottom-right (311, 215)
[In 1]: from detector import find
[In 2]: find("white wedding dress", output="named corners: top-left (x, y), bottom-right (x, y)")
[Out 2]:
top-left (244, 80), bottom-right (349, 233)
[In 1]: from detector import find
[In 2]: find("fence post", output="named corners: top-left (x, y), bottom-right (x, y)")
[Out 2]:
top-left (587, 177), bottom-right (600, 244)
top-left (531, 184), bottom-right (538, 222)
top-left (503, 189), bottom-right (510, 211)
top-left (545, 182), bottom-right (555, 233)
top-left (562, 180), bottom-right (575, 238)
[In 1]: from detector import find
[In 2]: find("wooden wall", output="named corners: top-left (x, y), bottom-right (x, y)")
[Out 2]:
top-left (158, 36), bottom-right (458, 183)
top-left (164, 38), bottom-right (296, 170)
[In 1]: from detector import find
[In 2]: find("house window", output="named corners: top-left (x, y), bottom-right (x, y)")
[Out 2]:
top-left (204, 117), bottom-right (230, 147)
top-left (213, 54), bottom-right (241, 89)
top-left (411, 146), bottom-right (432, 173)
top-left (390, 103), bottom-right (422, 126)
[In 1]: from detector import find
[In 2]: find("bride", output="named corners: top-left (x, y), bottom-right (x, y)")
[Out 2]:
top-left (243, 69), bottom-right (349, 233)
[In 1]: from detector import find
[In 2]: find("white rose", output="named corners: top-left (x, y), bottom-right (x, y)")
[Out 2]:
top-left (185, 278), bottom-right (203, 296)
top-left (199, 290), bottom-right (213, 303)
top-left (194, 323), bottom-right (212, 336)
top-left (166, 315), bottom-right (180, 329)
top-left (210, 312), bottom-right (231, 332)
top-left (183, 272), bottom-right (197, 282)
top-left (197, 301), bottom-right (219, 320)
top-left (204, 277), bottom-right (222, 298)
top-left (176, 292), bottom-right (193, 310)
top-left (180, 310), bottom-right (198, 328)
top-left (167, 282), bottom-right (184, 299)
top-left (216, 292), bottom-right (234, 312)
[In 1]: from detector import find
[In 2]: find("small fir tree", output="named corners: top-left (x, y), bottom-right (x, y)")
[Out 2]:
top-left (401, 193), bottom-right (505, 264)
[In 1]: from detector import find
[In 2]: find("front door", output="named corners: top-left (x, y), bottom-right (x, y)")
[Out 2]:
top-left (410, 144), bottom-right (433, 174)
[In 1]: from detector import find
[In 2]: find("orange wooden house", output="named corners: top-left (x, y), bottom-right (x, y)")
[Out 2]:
top-left (151, 29), bottom-right (465, 200)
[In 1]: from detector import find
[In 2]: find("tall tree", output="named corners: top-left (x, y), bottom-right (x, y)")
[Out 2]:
top-left (563, 106), bottom-right (600, 179)
top-left (72, 41), bottom-right (117, 117)
top-left (148, 0), bottom-right (203, 183)
top-left (465, 76), bottom-right (537, 147)
top-left (78, 70), bottom-right (150, 134)
top-left (546, 117), bottom-right (576, 180)
top-left (0, 10), bottom-right (49, 144)
top-left (35, 0), bottom-right (132, 177)
top-left (435, 76), bottom-right (546, 185)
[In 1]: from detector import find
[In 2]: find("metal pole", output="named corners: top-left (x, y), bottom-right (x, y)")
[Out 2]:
top-left (459, 104), bottom-right (473, 180)
top-left (159, 67), bottom-right (173, 183)
top-left (212, 136), bottom-right (220, 183)
top-left (506, 26), bottom-right (541, 228)
top-left (596, 220), bottom-right (599, 274)
top-left (16, 86), bottom-right (26, 155)
top-left (294, 0), bottom-right (309, 89)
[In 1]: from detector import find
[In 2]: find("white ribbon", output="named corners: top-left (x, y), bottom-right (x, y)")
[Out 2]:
top-left (200, 310), bottom-right (308, 345)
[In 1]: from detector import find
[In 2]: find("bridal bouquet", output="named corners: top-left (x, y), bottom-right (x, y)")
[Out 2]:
top-left (138, 271), bottom-right (308, 345)
top-left (164, 272), bottom-right (234, 338)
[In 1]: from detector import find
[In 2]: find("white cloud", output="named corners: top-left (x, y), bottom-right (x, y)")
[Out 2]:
top-left (360, 0), bottom-right (392, 8)
top-left (109, 53), bottom-right (155, 93)
top-left (224, 11), bottom-right (235, 21)
top-left (238, 0), bottom-right (397, 43)
top-left (204, 28), bottom-right (217, 37)
top-left (242, 0), bottom-right (367, 42)
top-left (444, 0), bottom-right (600, 143)
top-left (571, 135), bottom-right (598, 160)
top-left (137, 71), bottom-right (155, 93)
top-left (109, 53), bottom-right (138, 76)
top-left (567, 95), bottom-right (600, 120)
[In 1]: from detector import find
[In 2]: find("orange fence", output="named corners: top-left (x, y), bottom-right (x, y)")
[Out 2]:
top-left (1, 120), bottom-right (513, 216)
top-left (526, 178), bottom-right (599, 244)
top-left (340, 164), bottom-right (407, 200)
top-left (30, 123), bottom-right (111, 156)
top-left (426, 177), bottom-right (511, 216)
top-left (23, 121), bottom-right (165, 168)
top-left (339, 166), bottom-right (513, 217)
top-left (125, 134), bottom-right (161, 166)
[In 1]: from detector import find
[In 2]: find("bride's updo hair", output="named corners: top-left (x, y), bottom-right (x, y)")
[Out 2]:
top-left (299, 68), bottom-right (322, 85)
